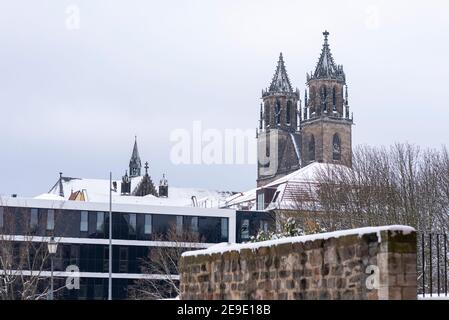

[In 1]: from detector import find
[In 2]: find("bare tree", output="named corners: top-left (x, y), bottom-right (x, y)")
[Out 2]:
top-left (128, 225), bottom-right (202, 300)
top-left (0, 203), bottom-right (66, 300)
top-left (286, 143), bottom-right (449, 234)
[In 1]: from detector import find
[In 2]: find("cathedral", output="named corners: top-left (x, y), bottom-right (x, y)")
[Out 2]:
top-left (224, 31), bottom-right (353, 211)
top-left (257, 31), bottom-right (353, 187)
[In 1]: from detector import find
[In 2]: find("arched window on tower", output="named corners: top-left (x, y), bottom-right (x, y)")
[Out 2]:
top-left (309, 135), bottom-right (315, 161)
top-left (321, 86), bottom-right (327, 113)
top-left (275, 100), bottom-right (281, 125)
top-left (265, 101), bottom-right (270, 127)
top-left (333, 133), bottom-right (341, 161)
top-left (310, 87), bottom-right (316, 115)
top-left (332, 87), bottom-right (337, 111)
top-left (286, 101), bottom-right (292, 125)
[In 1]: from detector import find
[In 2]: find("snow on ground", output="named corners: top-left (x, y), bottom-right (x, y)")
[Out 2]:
top-left (418, 294), bottom-right (449, 300)
top-left (182, 225), bottom-right (415, 257)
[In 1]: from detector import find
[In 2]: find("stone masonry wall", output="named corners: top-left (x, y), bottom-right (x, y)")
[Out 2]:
top-left (179, 226), bottom-right (417, 300)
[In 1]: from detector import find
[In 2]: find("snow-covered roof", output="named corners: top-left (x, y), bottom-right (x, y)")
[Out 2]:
top-left (46, 176), bottom-right (235, 208)
top-left (34, 193), bottom-right (66, 201)
top-left (221, 188), bottom-right (258, 210)
top-left (222, 162), bottom-right (350, 211)
top-left (182, 225), bottom-right (415, 257)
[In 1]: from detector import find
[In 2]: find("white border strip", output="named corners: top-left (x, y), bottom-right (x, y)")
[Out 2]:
top-left (0, 234), bottom-right (215, 248)
top-left (0, 270), bottom-right (179, 280)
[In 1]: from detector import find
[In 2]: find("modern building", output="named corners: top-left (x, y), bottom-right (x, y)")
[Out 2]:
top-left (0, 196), bottom-right (272, 299)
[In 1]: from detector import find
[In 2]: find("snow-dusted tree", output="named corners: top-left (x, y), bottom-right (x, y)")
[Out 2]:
top-left (250, 217), bottom-right (326, 243)
top-left (286, 143), bottom-right (449, 234)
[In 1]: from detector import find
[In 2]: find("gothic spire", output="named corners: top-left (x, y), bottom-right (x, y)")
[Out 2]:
top-left (308, 31), bottom-right (345, 82)
top-left (129, 136), bottom-right (142, 177)
top-left (268, 52), bottom-right (294, 93)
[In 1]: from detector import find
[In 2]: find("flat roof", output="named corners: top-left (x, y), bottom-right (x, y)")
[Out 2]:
top-left (0, 195), bottom-right (235, 218)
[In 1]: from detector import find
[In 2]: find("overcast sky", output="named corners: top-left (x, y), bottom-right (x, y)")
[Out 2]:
top-left (0, 0), bottom-right (448, 197)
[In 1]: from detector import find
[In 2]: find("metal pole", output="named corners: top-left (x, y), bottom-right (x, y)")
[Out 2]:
top-left (430, 233), bottom-right (433, 297)
top-left (445, 234), bottom-right (448, 296)
top-left (437, 234), bottom-right (440, 296)
top-left (108, 172), bottom-right (112, 300)
top-left (422, 233), bottom-right (425, 297)
top-left (50, 255), bottom-right (54, 300)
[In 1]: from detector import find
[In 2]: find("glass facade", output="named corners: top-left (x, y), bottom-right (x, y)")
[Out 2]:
top-left (47, 209), bottom-right (55, 231)
top-left (0, 207), bottom-right (3, 229)
top-left (0, 206), bottom-right (230, 243)
top-left (80, 211), bottom-right (88, 232)
top-left (0, 204), bottom-right (239, 300)
top-left (96, 212), bottom-right (104, 232)
top-left (30, 208), bottom-right (38, 230)
top-left (144, 214), bottom-right (152, 235)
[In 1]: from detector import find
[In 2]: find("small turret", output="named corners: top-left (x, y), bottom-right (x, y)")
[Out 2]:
top-left (159, 174), bottom-right (168, 197)
top-left (121, 171), bottom-right (131, 195)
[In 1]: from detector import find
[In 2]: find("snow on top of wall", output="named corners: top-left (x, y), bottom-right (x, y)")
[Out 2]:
top-left (182, 225), bottom-right (415, 257)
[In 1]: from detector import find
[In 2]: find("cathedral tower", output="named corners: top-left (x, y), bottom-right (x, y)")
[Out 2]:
top-left (301, 31), bottom-right (353, 166)
top-left (129, 136), bottom-right (142, 177)
top-left (257, 53), bottom-right (301, 187)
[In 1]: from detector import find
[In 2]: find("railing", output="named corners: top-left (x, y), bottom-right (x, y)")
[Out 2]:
top-left (418, 233), bottom-right (448, 297)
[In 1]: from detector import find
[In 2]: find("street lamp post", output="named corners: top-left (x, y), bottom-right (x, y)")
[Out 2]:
top-left (108, 172), bottom-right (112, 300)
top-left (47, 236), bottom-right (58, 300)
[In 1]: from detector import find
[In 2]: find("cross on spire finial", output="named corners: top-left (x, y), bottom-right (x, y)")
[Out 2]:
top-left (144, 161), bottom-right (149, 174)
top-left (323, 30), bottom-right (329, 43)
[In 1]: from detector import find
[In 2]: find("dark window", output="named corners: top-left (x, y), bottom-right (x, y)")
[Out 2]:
top-left (0, 207), bottom-right (4, 229)
top-left (176, 215), bottom-right (183, 234)
top-left (260, 220), bottom-right (269, 233)
top-left (97, 212), bottom-right (104, 232)
top-left (275, 100), bottom-right (281, 125)
top-left (129, 214), bottom-right (136, 235)
top-left (265, 102), bottom-right (270, 127)
top-left (144, 214), bottom-right (152, 235)
top-left (191, 216), bottom-right (198, 233)
top-left (220, 218), bottom-right (228, 242)
top-left (286, 101), bottom-right (291, 124)
top-left (272, 191), bottom-right (280, 203)
top-left (30, 208), bottom-right (38, 230)
top-left (332, 86), bottom-right (337, 109)
top-left (198, 217), bottom-right (223, 243)
top-left (80, 211), bottom-right (88, 232)
top-left (309, 135), bottom-right (315, 161)
top-left (119, 247), bottom-right (128, 272)
top-left (321, 86), bottom-right (327, 112)
top-left (241, 219), bottom-right (250, 241)
top-left (47, 209), bottom-right (55, 231)
top-left (333, 133), bottom-right (341, 161)
top-left (152, 215), bottom-right (176, 238)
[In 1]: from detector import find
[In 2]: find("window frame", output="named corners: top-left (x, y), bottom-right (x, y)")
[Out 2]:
top-left (80, 211), bottom-right (88, 232)
top-left (46, 209), bottom-right (55, 231)
top-left (30, 208), bottom-right (39, 230)
top-left (96, 212), bottom-right (105, 233)
top-left (144, 214), bottom-right (152, 235)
